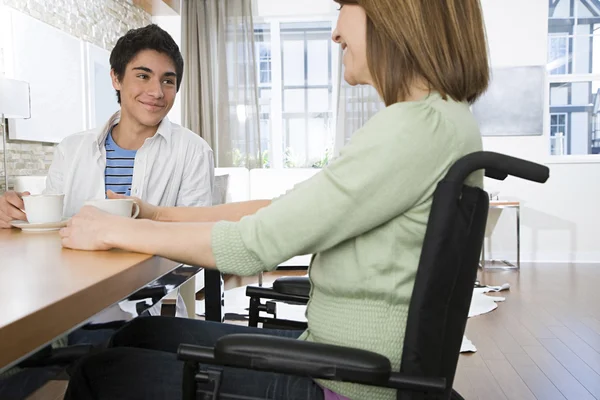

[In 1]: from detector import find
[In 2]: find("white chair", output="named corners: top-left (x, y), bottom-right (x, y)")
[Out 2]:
top-left (13, 175), bottom-right (47, 194)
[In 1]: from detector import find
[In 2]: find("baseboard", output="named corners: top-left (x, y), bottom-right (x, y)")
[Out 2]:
top-left (486, 251), bottom-right (600, 264)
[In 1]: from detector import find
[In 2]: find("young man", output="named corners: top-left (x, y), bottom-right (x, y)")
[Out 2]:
top-left (0, 24), bottom-right (213, 399)
top-left (0, 23), bottom-right (214, 226)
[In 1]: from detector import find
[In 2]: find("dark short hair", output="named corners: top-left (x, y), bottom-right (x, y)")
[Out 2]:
top-left (109, 24), bottom-right (184, 104)
top-left (334, 0), bottom-right (489, 106)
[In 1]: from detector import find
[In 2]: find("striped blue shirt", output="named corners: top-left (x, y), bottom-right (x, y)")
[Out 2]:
top-left (104, 127), bottom-right (136, 196)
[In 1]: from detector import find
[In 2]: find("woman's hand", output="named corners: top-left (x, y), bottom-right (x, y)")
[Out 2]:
top-left (106, 190), bottom-right (160, 220)
top-left (59, 205), bottom-right (124, 251)
top-left (60, 205), bottom-right (217, 267)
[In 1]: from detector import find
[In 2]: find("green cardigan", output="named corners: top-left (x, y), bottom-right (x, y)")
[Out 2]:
top-left (212, 92), bottom-right (483, 400)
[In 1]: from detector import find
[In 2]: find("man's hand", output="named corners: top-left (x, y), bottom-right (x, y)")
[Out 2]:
top-left (0, 191), bottom-right (30, 229)
top-left (106, 190), bottom-right (159, 220)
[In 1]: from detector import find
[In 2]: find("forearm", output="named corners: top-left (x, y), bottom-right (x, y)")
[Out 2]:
top-left (155, 200), bottom-right (271, 223)
top-left (105, 218), bottom-right (217, 268)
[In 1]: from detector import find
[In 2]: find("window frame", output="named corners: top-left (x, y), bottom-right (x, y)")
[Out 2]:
top-left (546, 0), bottom-right (600, 162)
top-left (253, 14), bottom-right (340, 169)
top-left (280, 23), bottom-right (334, 167)
top-left (550, 111), bottom-right (568, 155)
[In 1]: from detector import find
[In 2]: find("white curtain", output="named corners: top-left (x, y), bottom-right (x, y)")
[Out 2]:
top-left (182, 0), bottom-right (263, 168)
top-left (334, 48), bottom-right (384, 156)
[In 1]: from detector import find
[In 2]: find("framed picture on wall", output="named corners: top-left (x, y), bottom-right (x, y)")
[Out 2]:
top-left (472, 66), bottom-right (545, 136)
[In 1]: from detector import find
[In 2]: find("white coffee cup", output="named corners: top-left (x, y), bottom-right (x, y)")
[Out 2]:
top-left (22, 194), bottom-right (65, 224)
top-left (84, 199), bottom-right (140, 218)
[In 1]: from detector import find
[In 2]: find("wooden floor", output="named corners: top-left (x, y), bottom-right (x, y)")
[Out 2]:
top-left (27, 263), bottom-right (600, 400)
top-left (455, 263), bottom-right (600, 400)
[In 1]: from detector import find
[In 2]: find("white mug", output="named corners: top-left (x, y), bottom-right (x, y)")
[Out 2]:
top-left (84, 199), bottom-right (140, 218)
top-left (23, 194), bottom-right (65, 224)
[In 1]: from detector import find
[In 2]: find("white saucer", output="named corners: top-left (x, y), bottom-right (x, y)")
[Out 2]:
top-left (10, 219), bottom-right (69, 232)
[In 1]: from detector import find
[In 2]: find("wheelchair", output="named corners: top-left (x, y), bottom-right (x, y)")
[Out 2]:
top-left (177, 151), bottom-right (550, 400)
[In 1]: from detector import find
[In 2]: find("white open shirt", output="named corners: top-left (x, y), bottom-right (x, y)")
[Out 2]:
top-left (44, 111), bottom-right (215, 216)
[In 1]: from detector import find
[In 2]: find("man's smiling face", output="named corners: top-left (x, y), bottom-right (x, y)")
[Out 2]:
top-left (111, 49), bottom-right (178, 128)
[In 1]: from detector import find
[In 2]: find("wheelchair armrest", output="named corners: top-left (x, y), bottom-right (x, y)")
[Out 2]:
top-left (245, 285), bottom-right (309, 304)
top-left (179, 333), bottom-right (390, 385)
top-left (178, 334), bottom-right (446, 392)
top-left (273, 276), bottom-right (311, 297)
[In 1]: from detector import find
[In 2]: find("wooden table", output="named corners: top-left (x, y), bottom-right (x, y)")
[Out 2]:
top-left (0, 228), bottom-right (180, 372)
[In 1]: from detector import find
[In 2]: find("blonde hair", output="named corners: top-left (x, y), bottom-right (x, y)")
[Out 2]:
top-left (334, 0), bottom-right (490, 106)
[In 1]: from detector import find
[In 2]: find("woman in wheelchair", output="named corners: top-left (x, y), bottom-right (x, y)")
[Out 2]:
top-left (60, 0), bottom-right (490, 399)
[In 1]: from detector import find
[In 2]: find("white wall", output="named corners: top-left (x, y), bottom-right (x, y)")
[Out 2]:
top-left (255, 0), bottom-right (338, 17)
top-left (481, 0), bottom-right (600, 263)
top-left (151, 15), bottom-right (182, 125)
top-left (482, 0), bottom-right (547, 68)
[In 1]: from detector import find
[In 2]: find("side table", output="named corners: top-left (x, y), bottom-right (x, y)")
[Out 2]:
top-left (481, 200), bottom-right (520, 269)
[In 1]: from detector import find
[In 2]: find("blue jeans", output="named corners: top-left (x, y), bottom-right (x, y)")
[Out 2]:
top-left (64, 317), bottom-right (325, 400)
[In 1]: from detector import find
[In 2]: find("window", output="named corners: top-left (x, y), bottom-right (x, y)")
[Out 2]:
top-left (255, 24), bottom-right (273, 167)
top-left (257, 32), bottom-right (272, 84)
top-left (548, 34), bottom-right (569, 75)
top-left (547, 0), bottom-right (600, 155)
top-left (253, 19), bottom-right (337, 168)
top-left (550, 112), bottom-right (568, 154)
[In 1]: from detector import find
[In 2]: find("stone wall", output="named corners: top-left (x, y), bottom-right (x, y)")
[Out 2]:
top-left (0, 0), bottom-right (151, 192)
